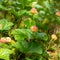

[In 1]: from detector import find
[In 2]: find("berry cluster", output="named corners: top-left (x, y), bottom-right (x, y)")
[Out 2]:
top-left (0, 37), bottom-right (11, 43)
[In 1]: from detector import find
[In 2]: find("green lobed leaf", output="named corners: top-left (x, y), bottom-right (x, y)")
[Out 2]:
top-left (14, 41), bottom-right (43, 55)
top-left (0, 19), bottom-right (13, 30)
top-left (34, 32), bottom-right (48, 41)
top-left (23, 19), bottom-right (36, 28)
top-left (27, 42), bottom-right (43, 54)
top-left (0, 48), bottom-right (12, 60)
top-left (12, 29), bottom-right (32, 42)
top-left (26, 57), bottom-right (32, 60)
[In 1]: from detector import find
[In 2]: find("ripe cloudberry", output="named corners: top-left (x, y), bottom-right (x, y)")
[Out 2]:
top-left (56, 11), bottom-right (60, 16)
top-left (0, 37), bottom-right (11, 43)
top-left (6, 37), bottom-right (11, 42)
top-left (30, 8), bottom-right (37, 14)
top-left (30, 26), bottom-right (38, 32)
top-left (0, 37), bottom-right (6, 43)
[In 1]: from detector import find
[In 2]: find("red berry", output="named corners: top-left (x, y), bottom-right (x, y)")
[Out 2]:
top-left (0, 37), bottom-right (6, 43)
top-left (6, 37), bottom-right (11, 42)
top-left (56, 11), bottom-right (60, 16)
top-left (30, 8), bottom-right (37, 14)
top-left (30, 26), bottom-right (38, 32)
top-left (0, 37), bottom-right (11, 43)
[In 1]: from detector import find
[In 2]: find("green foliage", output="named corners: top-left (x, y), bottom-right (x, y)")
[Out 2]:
top-left (0, 19), bottom-right (13, 30)
top-left (35, 32), bottom-right (48, 41)
top-left (14, 41), bottom-right (43, 54)
top-left (12, 29), bottom-right (32, 42)
top-left (0, 0), bottom-right (59, 60)
top-left (0, 48), bottom-right (12, 60)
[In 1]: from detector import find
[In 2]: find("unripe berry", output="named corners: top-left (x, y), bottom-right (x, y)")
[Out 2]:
top-left (30, 26), bottom-right (38, 32)
top-left (51, 34), bottom-right (57, 40)
top-left (30, 8), bottom-right (37, 14)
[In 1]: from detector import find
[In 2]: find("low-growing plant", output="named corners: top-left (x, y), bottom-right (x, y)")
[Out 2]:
top-left (0, 0), bottom-right (59, 60)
